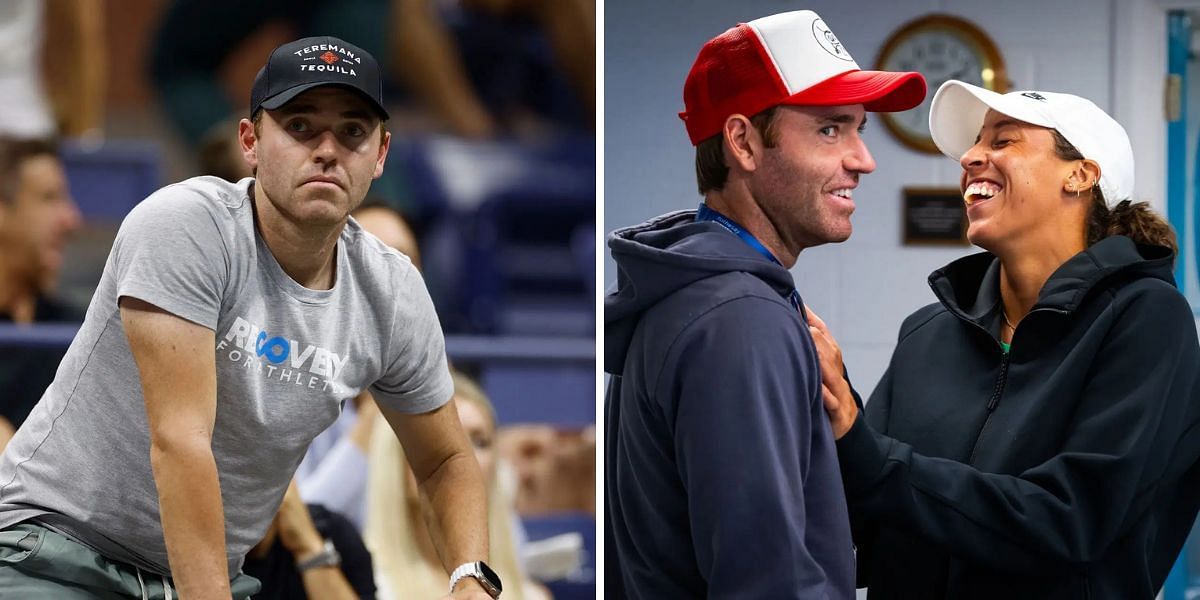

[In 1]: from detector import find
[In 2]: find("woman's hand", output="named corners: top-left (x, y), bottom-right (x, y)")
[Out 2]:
top-left (806, 307), bottom-right (858, 440)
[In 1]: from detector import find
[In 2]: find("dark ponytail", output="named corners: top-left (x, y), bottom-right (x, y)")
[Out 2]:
top-left (1085, 198), bottom-right (1177, 255)
top-left (1052, 131), bottom-right (1178, 255)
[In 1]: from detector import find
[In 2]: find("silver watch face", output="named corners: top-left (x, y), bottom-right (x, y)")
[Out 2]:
top-left (451, 561), bottom-right (503, 598)
top-left (478, 561), bottom-right (503, 595)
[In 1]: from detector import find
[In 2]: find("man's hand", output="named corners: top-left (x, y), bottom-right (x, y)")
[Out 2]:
top-left (442, 591), bottom-right (495, 600)
top-left (275, 480), bottom-right (324, 561)
top-left (441, 575), bottom-right (495, 599)
top-left (805, 306), bottom-right (858, 439)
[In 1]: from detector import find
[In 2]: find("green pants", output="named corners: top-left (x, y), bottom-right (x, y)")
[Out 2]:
top-left (0, 523), bottom-right (261, 599)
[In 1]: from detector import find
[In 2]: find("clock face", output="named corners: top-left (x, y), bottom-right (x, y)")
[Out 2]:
top-left (875, 16), bottom-right (1006, 153)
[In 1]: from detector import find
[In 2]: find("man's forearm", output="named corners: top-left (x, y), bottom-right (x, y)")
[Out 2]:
top-left (382, 397), bottom-right (492, 597)
top-left (418, 451), bottom-right (490, 574)
top-left (150, 438), bottom-right (231, 599)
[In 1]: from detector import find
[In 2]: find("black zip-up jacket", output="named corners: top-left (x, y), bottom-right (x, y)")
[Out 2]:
top-left (838, 235), bottom-right (1200, 599)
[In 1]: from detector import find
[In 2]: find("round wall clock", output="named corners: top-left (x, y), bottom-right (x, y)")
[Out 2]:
top-left (875, 14), bottom-right (1008, 154)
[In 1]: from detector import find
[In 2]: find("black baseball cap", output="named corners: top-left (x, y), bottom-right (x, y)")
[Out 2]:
top-left (250, 36), bottom-right (389, 120)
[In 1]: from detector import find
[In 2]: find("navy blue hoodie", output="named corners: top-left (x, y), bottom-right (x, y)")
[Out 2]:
top-left (604, 209), bottom-right (855, 599)
top-left (840, 236), bottom-right (1200, 599)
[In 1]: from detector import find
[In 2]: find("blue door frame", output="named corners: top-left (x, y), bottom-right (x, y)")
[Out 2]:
top-left (1162, 9), bottom-right (1199, 600)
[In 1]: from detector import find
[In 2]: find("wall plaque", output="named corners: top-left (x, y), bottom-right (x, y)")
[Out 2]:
top-left (902, 187), bottom-right (969, 246)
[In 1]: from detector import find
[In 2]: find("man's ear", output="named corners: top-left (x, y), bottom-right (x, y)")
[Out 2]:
top-left (374, 129), bottom-right (391, 180)
top-left (238, 118), bottom-right (259, 172)
top-left (722, 114), bottom-right (762, 175)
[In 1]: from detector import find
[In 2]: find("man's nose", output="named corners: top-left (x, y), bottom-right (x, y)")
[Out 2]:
top-left (846, 135), bottom-right (876, 174)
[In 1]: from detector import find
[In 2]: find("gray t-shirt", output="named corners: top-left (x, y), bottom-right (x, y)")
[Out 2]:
top-left (0, 176), bottom-right (452, 576)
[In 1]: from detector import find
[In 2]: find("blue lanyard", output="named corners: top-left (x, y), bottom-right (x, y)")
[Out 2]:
top-left (695, 203), bottom-right (805, 316)
top-left (696, 203), bottom-right (781, 266)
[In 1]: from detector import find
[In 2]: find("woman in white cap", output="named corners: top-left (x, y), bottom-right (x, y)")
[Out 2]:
top-left (810, 80), bottom-right (1200, 599)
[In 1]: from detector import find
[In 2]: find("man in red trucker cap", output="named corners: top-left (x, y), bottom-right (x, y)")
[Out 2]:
top-left (604, 10), bottom-right (925, 599)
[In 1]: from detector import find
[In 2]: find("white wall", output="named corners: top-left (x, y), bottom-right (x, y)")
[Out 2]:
top-left (605, 0), bottom-right (1178, 392)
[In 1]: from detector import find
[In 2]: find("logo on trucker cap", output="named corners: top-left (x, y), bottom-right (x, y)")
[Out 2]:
top-left (812, 18), bottom-right (853, 61)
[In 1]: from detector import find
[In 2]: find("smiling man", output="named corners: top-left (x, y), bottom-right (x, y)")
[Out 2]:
top-left (0, 37), bottom-right (499, 600)
top-left (0, 138), bottom-right (83, 449)
top-left (603, 10), bottom-right (925, 599)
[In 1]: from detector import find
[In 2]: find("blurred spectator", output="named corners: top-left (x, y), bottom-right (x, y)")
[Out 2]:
top-left (497, 425), bottom-right (595, 516)
top-left (0, 137), bottom-right (83, 450)
top-left (149, 0), bottom-right (592, 147)
top-left (148, 0), bottom-right (392, 147)
top-left (0, 0), bottom-right (106, 139)
top-left (365, 369), bottom-right (550, 600)
top-left (392, 0), bottom-right (595, 138)
top-left (197, 118), bottom-right (253, 183)
top-left (295, 202), bottom-right (421, 529)
top-left (243, 479), bottom-right (377, 600)
top-left (353, 199), bottom-right (422, 268)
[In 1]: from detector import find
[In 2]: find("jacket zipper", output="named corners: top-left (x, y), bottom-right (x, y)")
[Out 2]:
top-left (968, 348), bottom-right (1010, 465)
top-left (939, 306), bottom-right (1063, 599)
top-left (938, 350), bottom-right (1010, 600)
top-left (959, 306), bottom-right (1067, 464)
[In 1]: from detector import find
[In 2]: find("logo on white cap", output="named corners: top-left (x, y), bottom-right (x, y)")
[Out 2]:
top-left (812, 18), bottom-right (853, 61)
top-left (745, 11), bottom-right (863, 96)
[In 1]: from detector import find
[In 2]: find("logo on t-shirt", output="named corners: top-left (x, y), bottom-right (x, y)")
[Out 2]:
top-left (216, 316), bottom-right (348, 391)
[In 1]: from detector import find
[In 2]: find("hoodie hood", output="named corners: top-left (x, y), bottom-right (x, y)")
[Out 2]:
top-left (929, 235), bottom-right (1176, 324)
top-left (605, 209), bottom-right (797, 374)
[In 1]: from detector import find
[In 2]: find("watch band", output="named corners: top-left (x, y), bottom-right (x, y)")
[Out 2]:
top-left (449, 561), bottom-right (503, 598)
top-left (295, 539), bottom-right (341, 572)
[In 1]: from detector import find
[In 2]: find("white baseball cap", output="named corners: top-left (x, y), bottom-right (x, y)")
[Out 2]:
top-left (929, 80), bottom-right (1134, 204)
top-left (679, 10), bottom-right (925, 145)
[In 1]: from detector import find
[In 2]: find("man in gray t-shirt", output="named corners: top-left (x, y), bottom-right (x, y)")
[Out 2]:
top-left (0, 36), bottom-right (501, 600)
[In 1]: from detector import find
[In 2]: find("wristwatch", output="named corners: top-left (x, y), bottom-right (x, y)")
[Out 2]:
top-left (449, 561), bottom-right (503, 598)
top-left (295, 539), bottom-right (341, 572)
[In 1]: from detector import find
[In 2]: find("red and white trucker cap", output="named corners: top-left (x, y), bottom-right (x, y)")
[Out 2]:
top-left (679, 10), bottom-right (926, 145)
top-left (929, 80), bottom-right (1134, 204)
